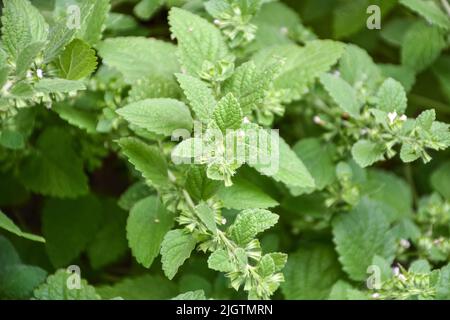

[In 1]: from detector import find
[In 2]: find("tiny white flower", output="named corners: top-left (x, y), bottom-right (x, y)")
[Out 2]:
top-left (36, 68), bottom-right (44, 79)
top-left (399, 238), bottom-right (410, 249)
top-left (313, 115), bottom-right (324, 125)
top-left (393, 266), bottom-right (400, 276)
top-left (387, 111), bottom-right (398, 124)
top-left (2, 80), bottom-right (13, 92)
top-left (280, 27), bottom-right (289, 35)
top-left (221, 217), bottom-right (227, 224)
top-left (372, 293), bottom-right (380, 299)
top-left (213, 19), bottom-right (221, 25)
top-left (399, 114), bottom-right (407, 122)
top-left (398, 274), bottom-right (407, 282)
top-left (243, 116), bottom-right (250, 124)
top-left (26, 70), bottom-right (33, 79)
top-left (332, 70), bottom-right (341, 77)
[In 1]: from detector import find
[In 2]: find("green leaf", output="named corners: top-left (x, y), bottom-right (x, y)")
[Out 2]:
top-left (77, 0), bottom-right (110, 45)
top-left (117, 98), bottom-right (193, 136)
top-left (254, 41), bottom-right (344, 101)
top-left (0, 210), bottom-right (45, 243)
top-left (19, 127), bottom-right (89, 198)
top-left (58, 39), bottom-right (98, 80)
top-left (127, 196), bottom-right (174, 268)
top-left (129, 74), bottom-right (180, 102)
top-left (185, 165), bottom-right (221, 202)
top-left (332, 198), bottom-right (396, 281)
top-left (1, 0), bottom-right (49, 60)
top-left (98, 37), bottom-right (179, 84)
top-left (436, 264), bottom-right (450, 299)
top-left (0, 130), bottom-right (25, 150)
top-left (222, 61), bottom-right (277, 114)
top-left (87, 199), bottom-right (128, 269)
top-left (117, 137), bottom-right (170, 188)
top-left (42, 196), bottom-right (103, 267)
top-left (172, 290), bottom-right (206, 300)
top-left (399, 0), bottom-right (450, 30)
top-left (208, 249), bottom-right (233, 272)
top-left (34, 269), bottom-right (100, 300)
top-left (43, 1), bottom-right (94, 63)
top-left (195, 202), bottom-right (217, 234)
top-left (161, 229), bottom-right (197, 280)
top-left (0, 236), bottom-right (21, 268)
top-left (379, 64), bottom-right (416, 92)
top-left (168, 7), bottom-right (229, 75)
top-left (431, 161), bottom-right (450, 201)
top-left (134, 0), bottom-right (164, 20)
top-left (320, 73), bottom-right (360, 117)
top-left (377, 78), bottom-right (408, 113)
top-left (213, 93), bottom-right (243, 132)
top-left (251, 137), bottom-right (315, 189)
top-left (34, 79), bottom-right (86, 93)
top-left (217, 178), bottom-right (278, 210)
top-left (176, 73), bottom-right (216, 122)
top-left (229, 209), bottom-right (278, 245)
top-left (15, 41), bottom-right (46, 78)
top-left (0, 264), bottom-right (47, 299)
top-left (53, 104), bottom-right (97, 134)
top-left (282, 244), bottom-right (342, 299)
top-left (339, 45), bottom-right (382, 90)
top-left (292, 138), bottom-right (335, 193)
top-left (401, 22), bottom-right (446, 74)
top-left (97, 274), bottom-right (177, 300)
top-left (351, 140), bottom-right (386, 168)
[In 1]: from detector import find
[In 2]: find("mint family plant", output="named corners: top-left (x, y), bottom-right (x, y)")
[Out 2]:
top-left (1, 0), bottom-right (450, 301)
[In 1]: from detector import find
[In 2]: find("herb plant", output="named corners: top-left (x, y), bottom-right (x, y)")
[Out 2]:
top-left (1, 0), bottom-right (450, 301)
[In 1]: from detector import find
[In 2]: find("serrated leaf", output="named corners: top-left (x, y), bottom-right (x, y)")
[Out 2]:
top-left (127, 196), bottom-right (174, 268)
top-left (339, 45), bottom-right (382, 89)
top-left (117, 98), bottom-right (193, 136)
top-left (320, 73), bottom-right (360, 117)
top-left (292, 138), bottom-right (336, 194)
top-left (42, 196), bottom-right (103, 267)
top-left (185, 165), bottom-right (221, 202)
top-left (169, 7), bottom-right (229, 75)
top-left (15, 41), bottom-right (46, 78)
top-left (400, 0), bottom-right (450, 30)
top-left (251, 136), bottom-right (315, 189)
top-left (98, 37), bottom-right (179, 83)
top-left (377, 78), bottom-right (407, 113)
top-left (161, 229), bottom-right (197, 280)
top-left (77, 0), bottom-right (110, 46)
top-left (222, 61), bottom-right (276, 114)
top-left (229, 209), bottom-right (278, 245)
top-left (208, 249), bottom-right (233, 273)
top-left (97, 274), bottom-right (177, 300)
top-left (118, 137), bottom-right (170, 188)
top-left (43, 1), bottom-right (94, 63)
top-left (282, 244), bottom-right (342, 299)
top-left (34, 269), bottom-right (100, 300)
top-left (58, 39), bottom-right (98, 80)
top-left (332, 198), bottom-right (396, 281)
top-left (379, 64), bottom-right (416, 92)
top-left (401, 22), bottom-right (446, 74)
top-left (176, 73), bottom-right (216, 122)
top-left (213, 93), bottom-right (243, 132)
top-left (53, 104), bottom-right (97, 134)
top-left (1, 0), bottom-right (49, 60)
top-left (217, 178), bottom-right (278, 210)
top-left (19, 127), bottom-right (89, 198)
top-left (0, 210), bottom-right (45, 243)
top-left (34, 79), bottom-right (86, 93)
top-left (195, 202), bottom-right (217, 234)
top-left (129, 74), bottom-right (180, 103)
top-left (351, 140), bottom-right (385, 168)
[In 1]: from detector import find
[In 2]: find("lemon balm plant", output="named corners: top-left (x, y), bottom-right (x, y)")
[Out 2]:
top-left (1, 0), bottom-right (450, 301)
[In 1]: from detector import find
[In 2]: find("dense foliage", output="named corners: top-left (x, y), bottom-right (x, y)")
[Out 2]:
top-left (1, 0), bottom-right (450, 300)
